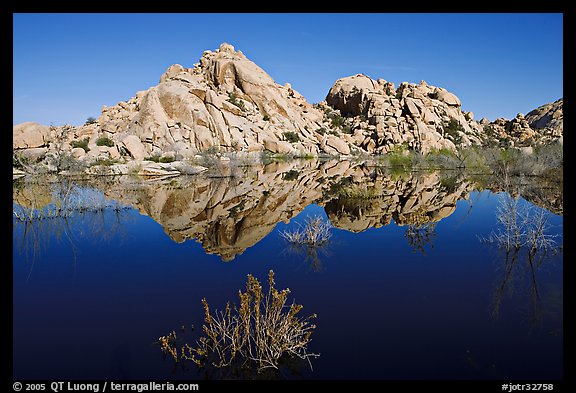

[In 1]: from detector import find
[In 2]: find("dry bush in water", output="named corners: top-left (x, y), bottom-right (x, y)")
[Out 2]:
top-left (279, 215), bottom-right (332, 247)
top-left (159, 270), bottom-right (318, 372)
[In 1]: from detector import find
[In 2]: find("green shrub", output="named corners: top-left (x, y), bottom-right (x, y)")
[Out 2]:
top-left (145, 155), bottom-right (175, 163)
top-left (13, 152), bottom-right (31, 169)
top-left (228, 92), bottom-right (246, 111)
top-left (443, 118), bottom-right (464, 144)
top-left (145, 155), bottom-right (161, 162)
top-left (263, 114), bottom-right (270, 121)
top-left (328, 112), bottom-right (346, 128)
top-left (388, 144), bottom-right (414, 169)
top-left (70, 138), bottom-right (90, 152)
top-left (283, 131), bottom-right (301, 143)
top-left (160, 156), bottom-right (175, 163)
top-left (96, 136), bottom-right (115, 147)
top-left (85, 117), bottom-right (97, 125)
top-left (93, 157), bottom-right (118, 166)
top-left (204, 146), bottom-right (220, 155)
top-left (389, 153), bottom-right (413, 169)
top-left (341, 125), bottom-right (353, 134)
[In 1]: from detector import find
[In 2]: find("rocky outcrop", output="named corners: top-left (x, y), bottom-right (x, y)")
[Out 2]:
top-left (12, 43), bottom-right (563, 167)
top-left (322, 78), bottom-right (562, 152)
top-left (525, 98), bottom-right (563, 133)
top-left (324, 75), bottom-right (483, 154)
top-left (97, 43), bottom-right (326, 158)
top-left (478, 99), bottom-right (563, 148)
top-left (13, 122), bottom-right (51, 149)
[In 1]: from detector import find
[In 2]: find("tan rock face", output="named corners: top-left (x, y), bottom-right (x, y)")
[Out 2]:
top-left (121, 135), bottom-right (146, 161)
top-left (324, 75), bottom-right (485, 153)
top-left (13, 122), bottom-right (51, 149)
top-left (525, 98), bottom-right (563, 134)
top-left (12, 43), bottom-right (562, 158)
top-left (483, 99), bottom-right (563, 147)
top-left (107, 42), bottom-right (330, 157)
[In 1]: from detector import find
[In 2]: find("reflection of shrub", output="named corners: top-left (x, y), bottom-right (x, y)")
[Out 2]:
top-left (282, 169), bottom-right (300, 181)
top-left (439, 175), bottom-right (459, 193)
top-left (159, 271), bottom-right (318, 372)
top-left (479, 194), bottom-right (559, 253)
top-left (70, 138), bottom-right (90, 152)
top-left (283, 131), bottom-right (300, 143)
top-left (96, 137), bottom-right (114, 147)
top-left (280, 215), bottom-right (332, 247)
top-left (405, 223), bottom-right (436, 255)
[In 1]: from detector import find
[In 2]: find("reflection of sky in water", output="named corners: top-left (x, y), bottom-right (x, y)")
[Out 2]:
top-left (13, 177), bottom-right (563, 380)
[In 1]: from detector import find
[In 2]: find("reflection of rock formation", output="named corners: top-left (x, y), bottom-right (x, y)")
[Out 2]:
top-left (95, 160), bottom-right (331, 261)
top-left (324, 172), bottom-right (473, 232)
top-left (13, 180), bottom-right (55, 209)
top-left (13, 161), bottom-right (563, 261)
top-left (484, 171), bottom-right (563, 216)
top-left (89, 163), bottom-right (475, 260)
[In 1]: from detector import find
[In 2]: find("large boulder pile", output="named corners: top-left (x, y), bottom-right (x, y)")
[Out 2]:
top-left (478, 98), bottom-right (563, 148)
top-left (323, 74), bottom-right (484, 154)
top-left (12, 43), bottom-right (564, 172)
top-left (97, 42), bottom-right (328, 158)
top-left (525, 98), bottom-right (563, 134)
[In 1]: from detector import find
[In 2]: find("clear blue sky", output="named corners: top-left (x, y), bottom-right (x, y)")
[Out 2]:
top-left (13, 13), bottom-right (563, 126)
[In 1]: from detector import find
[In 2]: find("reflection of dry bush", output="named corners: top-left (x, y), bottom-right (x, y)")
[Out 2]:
top-left (479, 193), bottom-right (558, 253)
top-left (478, 193), bottom-right (562, 324)
top-left (404, 223), bottom-right (436, 255)
top-left (279, 215), bottom-right (332, 247)
top-left (159, 271), bottom-right (318, 373)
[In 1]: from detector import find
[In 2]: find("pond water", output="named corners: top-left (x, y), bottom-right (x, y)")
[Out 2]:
top-left (12, 160), bottom-right (563, 380)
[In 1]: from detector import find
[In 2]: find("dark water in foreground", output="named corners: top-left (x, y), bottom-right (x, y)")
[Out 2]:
top-left (13, 161), bottom-right (563, 380)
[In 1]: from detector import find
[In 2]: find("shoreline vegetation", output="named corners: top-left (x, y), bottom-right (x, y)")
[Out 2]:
top-left (13, 142), bottom-right (563, 181)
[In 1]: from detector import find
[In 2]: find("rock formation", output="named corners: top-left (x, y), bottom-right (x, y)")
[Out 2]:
top-left (323, 75), bottom-right (484, 154)
top-left (12, 43), bottom-right (563, 173)
top-left (525, 98), bottom-right (563, 134)
top-left (97, 42), bottom-right (330, 159)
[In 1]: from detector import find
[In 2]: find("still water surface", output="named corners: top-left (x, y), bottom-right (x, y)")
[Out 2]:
top-left (13, 160), bottom-right (563, 379)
